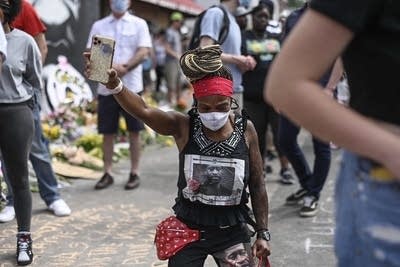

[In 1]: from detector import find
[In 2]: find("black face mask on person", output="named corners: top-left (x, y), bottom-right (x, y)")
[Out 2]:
top-left (0, 1), bottom-right (11, 24)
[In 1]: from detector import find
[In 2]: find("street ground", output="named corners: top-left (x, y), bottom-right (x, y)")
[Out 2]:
top-left (0, 131), bottom-right (340, 266)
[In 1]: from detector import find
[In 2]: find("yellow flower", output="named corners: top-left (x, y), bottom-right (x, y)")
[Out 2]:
top-left (119, 117), bottom-right (127, 132)
top-left (42, 123), bottom-right (50, 133)
top-left (49, 125), bottom-right (61, 140)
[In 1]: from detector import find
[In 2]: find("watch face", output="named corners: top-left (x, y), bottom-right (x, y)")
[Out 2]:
top-left (257, 231), bottom-right (271, 241)
top-left (264, 231), bottom-right (271, 241)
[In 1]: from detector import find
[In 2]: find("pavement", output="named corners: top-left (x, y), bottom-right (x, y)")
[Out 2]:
top-left (0, 130), bottom-right (341, 267)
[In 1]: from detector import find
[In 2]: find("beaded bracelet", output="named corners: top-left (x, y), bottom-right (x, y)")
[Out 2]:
top-left (108, 78), bottom-right (124, 95)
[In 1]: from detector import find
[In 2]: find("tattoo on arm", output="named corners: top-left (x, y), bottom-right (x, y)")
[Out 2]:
top-left (247, 122), bottom-right (269, 231)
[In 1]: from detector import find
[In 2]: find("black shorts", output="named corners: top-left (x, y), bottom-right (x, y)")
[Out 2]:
top-left (97, 95), bottom-right (144, 134)
top-left (168, 222), bottom-right (252, 267)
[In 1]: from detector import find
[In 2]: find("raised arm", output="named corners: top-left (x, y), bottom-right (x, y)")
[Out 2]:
top-left (83, 52), bottom-right (189, 149)
top-left (265, 9), bottom-right (400, 178)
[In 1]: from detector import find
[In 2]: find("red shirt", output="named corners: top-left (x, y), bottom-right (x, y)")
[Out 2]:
top-left (11, 0), bottom-right (46, 36)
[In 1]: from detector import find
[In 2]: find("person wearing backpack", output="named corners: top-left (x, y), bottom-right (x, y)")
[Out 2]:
top-left (196, 0), bottom-right (256, 110)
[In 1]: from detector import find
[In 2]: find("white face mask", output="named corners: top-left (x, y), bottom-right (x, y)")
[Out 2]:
top-left (110, 0), bottom-right (130, 14)
top-left (198, 111), bottom-right (230, 131)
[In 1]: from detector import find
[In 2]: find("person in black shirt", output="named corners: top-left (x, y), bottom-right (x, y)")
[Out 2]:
top-left (84, 45), bottom-right (271, 266)
top-left (242, 2), bottom-right (294, 185)
top-left (265, 0), bottom-right (400, 266)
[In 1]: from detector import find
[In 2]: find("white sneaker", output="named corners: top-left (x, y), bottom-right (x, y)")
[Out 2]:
top-left (0, 206), bottom-right (16, 222)
top-left (48, 199), bottom-right (71, 217)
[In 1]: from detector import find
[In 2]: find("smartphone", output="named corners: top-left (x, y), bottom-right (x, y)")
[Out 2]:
top-left (88, 35), bottom-right (115, 83)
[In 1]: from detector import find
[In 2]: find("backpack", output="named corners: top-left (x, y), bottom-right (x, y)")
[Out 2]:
top-left (188, 5), bottom-right (230, 50)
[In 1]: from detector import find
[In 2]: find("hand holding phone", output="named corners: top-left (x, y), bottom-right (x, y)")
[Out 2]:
top-left (88, 35), bottom-right (115, 83)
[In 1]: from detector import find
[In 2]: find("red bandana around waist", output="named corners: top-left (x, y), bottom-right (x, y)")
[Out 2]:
top-left (192, 77), bottom-right (233, 98)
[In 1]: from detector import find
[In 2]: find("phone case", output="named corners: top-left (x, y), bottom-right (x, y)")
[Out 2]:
top-left (88, 35), bottom-right (115, 83)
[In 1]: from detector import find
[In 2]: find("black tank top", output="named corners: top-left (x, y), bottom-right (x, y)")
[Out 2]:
top-left (172, 109), bottom-right (251, 226)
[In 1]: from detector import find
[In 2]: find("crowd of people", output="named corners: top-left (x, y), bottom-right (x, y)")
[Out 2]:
top-left (0, 0), bottom-right (399, 266)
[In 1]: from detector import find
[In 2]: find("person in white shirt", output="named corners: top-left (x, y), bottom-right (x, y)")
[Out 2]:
top-left (86, 0), bottom-right (152, 190)
top-left (0, 20), bottom-right (6, 67)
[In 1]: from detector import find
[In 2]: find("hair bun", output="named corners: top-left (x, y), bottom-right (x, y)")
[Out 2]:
top-left (180, 45), bottom-right (223, 82)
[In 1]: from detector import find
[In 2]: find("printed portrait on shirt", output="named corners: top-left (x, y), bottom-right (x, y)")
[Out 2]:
top-left (215, 243), bottom-right (254, 267)
top-left (183, 154), bottom-right (245, 206)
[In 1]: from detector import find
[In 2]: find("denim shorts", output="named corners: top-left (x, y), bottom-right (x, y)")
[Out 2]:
top-left (97, 95), bottom-right (144, 134)
top-left (335, 151), bottom-right (400, 267)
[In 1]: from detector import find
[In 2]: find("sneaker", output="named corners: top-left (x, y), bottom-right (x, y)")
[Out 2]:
top-left (280, 168), bottom-right (295, 185)
top-left (16, 232), bottom-right (33, 266)
top-left (48, 199), bottom-right (71, 217)
top-left (285, 188), bottom-right (308, 205)
top-left (299, 196), bottom-right (319, 217)
top-left (0, 205), bottom-right (16, 223)
top-left (94, 173), bottom-right (114, 190)
top-left (125, 173), bottom-right (140, 190)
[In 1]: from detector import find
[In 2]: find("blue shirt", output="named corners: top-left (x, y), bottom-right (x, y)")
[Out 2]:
top-left (200, 5), bottom-right (243, 92)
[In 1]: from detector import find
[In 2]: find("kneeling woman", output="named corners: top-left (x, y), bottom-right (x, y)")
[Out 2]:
top-left (84, 45), bottom-right (271, 266)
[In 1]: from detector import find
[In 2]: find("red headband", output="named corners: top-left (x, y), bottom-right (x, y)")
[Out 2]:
top-left (192, 77), bottom-right (233, 98)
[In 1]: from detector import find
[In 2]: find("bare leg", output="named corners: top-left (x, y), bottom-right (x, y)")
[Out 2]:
top-left (128, 131), bottom-right (141, 175)
top-left (103, 134), bottom-right (115, 174)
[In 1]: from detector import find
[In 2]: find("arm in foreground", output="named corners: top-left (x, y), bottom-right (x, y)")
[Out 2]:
top-left (264, 9), bottom-right (400, 179)
top-left (246, 121), bottom-right (271, 259)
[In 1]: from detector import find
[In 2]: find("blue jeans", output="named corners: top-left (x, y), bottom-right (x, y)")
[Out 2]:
top-left (278, 115), bottom-right (331, 198)
top-left (3, 97), bottom-right (60, 206)
top-left (335, 151), bottom-right (400, 267)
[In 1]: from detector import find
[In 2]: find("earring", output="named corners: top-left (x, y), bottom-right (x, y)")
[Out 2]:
top-left (231, 98), bottom-right (239, 110)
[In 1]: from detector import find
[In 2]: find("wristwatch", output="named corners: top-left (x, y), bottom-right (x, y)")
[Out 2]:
top-left (256, 229), bottom-right (271, 242)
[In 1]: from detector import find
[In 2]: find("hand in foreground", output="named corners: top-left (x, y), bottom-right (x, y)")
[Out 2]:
top-left (83, 51), bottom-right (120, 90)
top-left (252, 239), bottom-right (271, 263)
